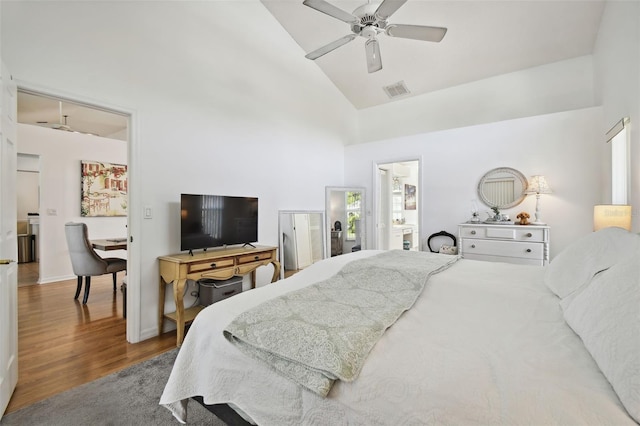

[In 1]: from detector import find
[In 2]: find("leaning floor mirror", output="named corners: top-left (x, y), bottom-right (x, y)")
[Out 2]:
top-left (325, 186), bottom-right (366, 257)
top-left (278, 210), bottom-right (327, 280)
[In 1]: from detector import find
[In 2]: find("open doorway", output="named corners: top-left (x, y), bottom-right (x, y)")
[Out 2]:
top-left (16, 154), bottom-right (40, 286)
top-left (374, 159), bottom-right (421, 251)
top-left (16, 88), bottom-right (130, 310)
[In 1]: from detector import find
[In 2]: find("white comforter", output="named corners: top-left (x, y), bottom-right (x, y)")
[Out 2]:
top-left (160, 250), bottom-right (635, 425)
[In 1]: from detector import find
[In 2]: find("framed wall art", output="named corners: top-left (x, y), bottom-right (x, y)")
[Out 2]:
top-left (81, 160), bottom-right (128, 217)
top-left (404, 184), bottom-right (416, 210)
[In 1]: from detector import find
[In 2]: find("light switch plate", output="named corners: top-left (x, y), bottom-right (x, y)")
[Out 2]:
top-left (144, 206), bottom-right (152, 219)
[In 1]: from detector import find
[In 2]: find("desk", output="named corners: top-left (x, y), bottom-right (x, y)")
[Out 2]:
top-left (91, 238), bottom-right (127, 251)
top-left (158, 245), bottom-right (280, 346)
top-left (91, 238), bottom-right (128, 317)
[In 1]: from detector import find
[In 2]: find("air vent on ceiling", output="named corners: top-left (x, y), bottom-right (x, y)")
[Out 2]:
top-left (383, 81), bottom-right (410, 99)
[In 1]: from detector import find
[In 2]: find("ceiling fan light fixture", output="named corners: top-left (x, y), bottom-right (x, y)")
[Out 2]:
top-left (365, 38), bottom-right (383, 73)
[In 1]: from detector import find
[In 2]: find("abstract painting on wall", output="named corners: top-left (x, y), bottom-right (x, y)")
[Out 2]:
top-left (81, 160), bottom-right (128, 217)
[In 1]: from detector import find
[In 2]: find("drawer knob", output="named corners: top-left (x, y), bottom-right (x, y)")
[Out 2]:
top-left (470, 230), bottom-right (476, 235)
top-left (471, 244), bottom-right (476, 249)
top-left (254, 255), bottom-right (259, 260)
top-left (526, 249), bottom-right (532, 253)
top-left (210, 263), bottom-right (217, 268)
top-left (526, 233), bottom-right (533, 238)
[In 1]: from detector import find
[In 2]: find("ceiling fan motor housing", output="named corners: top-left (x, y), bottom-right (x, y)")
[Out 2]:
top-left (351, 3), bottom-right (388, 35)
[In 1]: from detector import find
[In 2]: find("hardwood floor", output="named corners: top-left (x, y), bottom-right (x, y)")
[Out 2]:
top-left (284, 269), bottom-right (299, 278)
top-left (5, 263), bottom-right (177, 414)
top-left (16, 261), bottom-right (39, 288)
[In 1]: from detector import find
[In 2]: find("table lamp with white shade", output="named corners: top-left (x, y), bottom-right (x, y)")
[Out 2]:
top-left (525, 175), bottom-right (552, 225)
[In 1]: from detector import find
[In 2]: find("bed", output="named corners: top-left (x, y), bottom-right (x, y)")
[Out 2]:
top-left (160, 226), bottom-right (639, 425)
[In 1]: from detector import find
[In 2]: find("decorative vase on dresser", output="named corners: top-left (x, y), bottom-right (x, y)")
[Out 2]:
top-left (458, 223), bottom-right (550, 266)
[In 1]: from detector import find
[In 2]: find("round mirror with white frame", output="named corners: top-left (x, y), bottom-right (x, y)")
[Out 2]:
top-left (477, 167), bottom-right (528, 209)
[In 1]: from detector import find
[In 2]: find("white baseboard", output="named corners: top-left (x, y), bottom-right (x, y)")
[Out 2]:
top-left (38, 274), bottom-right (76, 284)
top-left (138, 326), bottom-right (160, 342)
top-left (137, 321), bottom-right (176, 343)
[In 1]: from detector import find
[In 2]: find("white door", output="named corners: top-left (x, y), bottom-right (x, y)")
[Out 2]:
top-left (0, 61), bottom-right (19, 419)
top-left (293, 214), bottom-right (313, 269)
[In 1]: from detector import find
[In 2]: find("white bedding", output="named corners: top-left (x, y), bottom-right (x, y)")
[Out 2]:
top-left (160, 249), bottom-right (635, 425)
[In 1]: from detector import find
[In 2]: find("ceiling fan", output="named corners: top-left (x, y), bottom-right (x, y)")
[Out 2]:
top-left (303, 0), bottom-right (447, 73)
top-left (37, 101), bottom-right (74, 132)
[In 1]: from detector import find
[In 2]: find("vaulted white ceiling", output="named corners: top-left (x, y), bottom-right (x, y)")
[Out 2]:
top-left (260, 0), bottom-right (605, 109)
top-left (17, 1), bottom-right (605, 137)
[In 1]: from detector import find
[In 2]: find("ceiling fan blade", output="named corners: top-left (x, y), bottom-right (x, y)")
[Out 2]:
top-left (374, 0), bottom-right (407, 20)
top-left (385, 24), bottom-right (447, 42)
top-left (305, 34), bottom-right (357, 60)
top-left (365, 38), bottom-right (382, 73)
top-left (303, 0), bottom-right (359, 25)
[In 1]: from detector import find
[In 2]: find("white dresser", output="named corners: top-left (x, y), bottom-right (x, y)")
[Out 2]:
top-left (458, 223), bottom-right (550, 266)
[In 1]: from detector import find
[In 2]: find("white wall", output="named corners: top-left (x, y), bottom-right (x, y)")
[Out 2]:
top-left (593, 1), bottom-right (640, 231)
top-left (1, 1), bottom-right (356, 341)
top-left (16, 171), bottom-right (38, 220)
top-left (345, 107), bottom-right (604, 259)
top-left (18, 124), bottom-right (128, 283)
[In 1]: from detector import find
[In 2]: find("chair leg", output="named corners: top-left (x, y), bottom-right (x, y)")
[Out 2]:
top-left (83, 276), bottom-right (92, 304)
top-left (121, 283), bottom-right (127, 319)
top-left (112, 272), bottom-right (117, 292)
top-left (74, 276), bottom-right (83, 300)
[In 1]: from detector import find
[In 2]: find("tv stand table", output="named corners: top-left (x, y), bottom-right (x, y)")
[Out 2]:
top-left (158, 245), bottom-right (280, 347)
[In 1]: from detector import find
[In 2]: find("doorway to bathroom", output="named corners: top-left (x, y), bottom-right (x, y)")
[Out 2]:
top-left (374, 159), bottom-right (421, 251)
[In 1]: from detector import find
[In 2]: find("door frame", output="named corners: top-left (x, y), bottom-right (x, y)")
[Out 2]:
top-left (371, 157), bottom-right (423, 251)
top-left (15, 81), bottom-right (141, 343)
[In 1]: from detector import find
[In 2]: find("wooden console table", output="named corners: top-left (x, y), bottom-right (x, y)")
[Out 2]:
top-left (158, 245), bottom-right (280, 346)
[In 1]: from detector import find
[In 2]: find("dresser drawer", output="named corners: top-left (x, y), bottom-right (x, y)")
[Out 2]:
top-left (188, 257), bottom-right (235, 274)
top-left (238, 251), bottom-right (273, 265)
top-left (513, 228), bottom-right (546, 242)
top-left (460, 226), bottom-right (545, 242)
top-left (462, 239), bottom-right (543, 260)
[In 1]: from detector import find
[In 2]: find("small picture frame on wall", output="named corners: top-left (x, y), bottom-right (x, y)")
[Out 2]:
top-left (81, 160), bottom-right (128, 217)
top-left (404, 184), bottom-right (416, 210)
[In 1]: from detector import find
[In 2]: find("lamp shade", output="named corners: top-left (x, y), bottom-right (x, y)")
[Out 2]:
top-left (593, 205), bottom-right (632, 231)
top-left (526, 175), bottom-right (552, 194)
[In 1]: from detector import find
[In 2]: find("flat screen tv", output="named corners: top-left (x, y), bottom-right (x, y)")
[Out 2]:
top-left (180, 194), bottom-right (258, 253)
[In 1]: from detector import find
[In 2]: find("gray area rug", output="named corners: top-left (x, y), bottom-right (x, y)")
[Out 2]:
top-left (1, 349), bottom-right (224, 426)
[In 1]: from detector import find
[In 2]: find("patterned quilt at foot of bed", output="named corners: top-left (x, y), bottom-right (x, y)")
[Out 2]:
top-left (223, 250), bottom-right (459, 396)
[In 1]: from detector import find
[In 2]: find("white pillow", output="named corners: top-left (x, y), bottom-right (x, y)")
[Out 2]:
top-left (563, 249), bottom-right (640, 423)
top-left (544, 227), bottom-right (638, 299)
